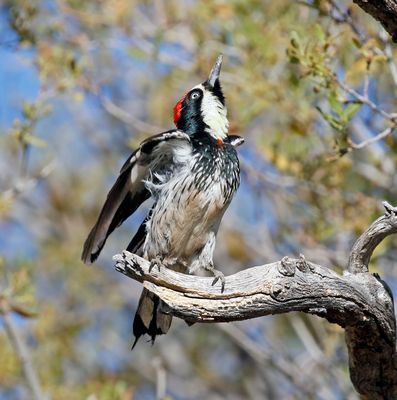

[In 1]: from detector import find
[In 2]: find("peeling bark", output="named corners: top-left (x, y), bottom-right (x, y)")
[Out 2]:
top-left (114, 202), bottom-right (397, 398)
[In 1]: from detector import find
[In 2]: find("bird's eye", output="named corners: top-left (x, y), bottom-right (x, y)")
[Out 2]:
top-left (190, 91), bottom-right (201, 100)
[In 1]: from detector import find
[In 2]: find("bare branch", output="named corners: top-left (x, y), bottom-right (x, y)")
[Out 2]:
top-left (329, 0), bottom-right (365, 41)
top-left (216, 323), bottom-right (319, 397)
top-left (2, 312), bottom-right (47, 400)
top-left (2, 160), bottom-right (56, 201)
top-left (114, 203), bottom-right (397, 398)
top-left (100, 97), bottom-right (163, 133)
top-left (336, 77), bottom-right (397, 121)
top-left (152, 357), bottom-right (167, 399)
top-left (349, 126), bottom-right (394, 149)
top-left (113, 252), bottom-right (391, 328)
top-left (348, 200), bottom-right (397, 273)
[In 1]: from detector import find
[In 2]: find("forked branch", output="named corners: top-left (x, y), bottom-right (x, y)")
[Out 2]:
top-left (114, 202), bottom-right (397, 399)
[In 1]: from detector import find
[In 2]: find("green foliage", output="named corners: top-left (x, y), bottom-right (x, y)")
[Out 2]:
top-left (287, 25), bottom-right (334, 82)
top-left (316, 92), bottom-right (361, 152)
top-left (9, 0), bottom-right (38, 45)
top-left (0, 259), bottom-right (37, 317)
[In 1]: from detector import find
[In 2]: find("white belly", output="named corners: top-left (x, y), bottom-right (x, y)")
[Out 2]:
top-left (143, 166), bottom-right (227, 264)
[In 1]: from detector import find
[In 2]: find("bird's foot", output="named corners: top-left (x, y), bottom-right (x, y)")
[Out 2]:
top-left (149, 256), bottom-right (180, 272)
top-left (211, 270), bottom-right (225, 291)
top-left (149, 257), bottom-right (162, 272)
top-left (210, 268), bottom-right (226, 293)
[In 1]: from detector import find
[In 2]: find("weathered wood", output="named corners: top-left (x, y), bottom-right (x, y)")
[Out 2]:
top-left (113, 202), bottom-right (397, 398)
top-left (346, 201), bottom-right (397, 399)
top-left (349, 201), bottom-right (397, 274)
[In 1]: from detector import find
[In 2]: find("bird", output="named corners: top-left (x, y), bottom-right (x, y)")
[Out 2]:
top-left (82, 55), bottom-right (244, 347)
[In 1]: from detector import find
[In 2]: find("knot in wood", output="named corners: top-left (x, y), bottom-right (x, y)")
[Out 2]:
top-left (296, 254), bottom-right (309, 272)
top-left (383, 201), bottom-right (397, 224)
top-left (270, 283), bottom-right (284, 299)
top-left (278, 256), bottom-right (296, 276)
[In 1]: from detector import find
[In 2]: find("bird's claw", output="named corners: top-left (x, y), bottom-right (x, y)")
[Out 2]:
top-left (211, 270), bottom-right (225, 293)
top-left (149, 258), bottom-right (162, 272)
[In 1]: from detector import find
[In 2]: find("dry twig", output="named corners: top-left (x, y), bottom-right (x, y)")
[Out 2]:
top-left (1, 312), bottom-right (46, 400)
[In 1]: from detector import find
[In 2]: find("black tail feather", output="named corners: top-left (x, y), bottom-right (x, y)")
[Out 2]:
top-left (132, 288), bottom-right (172, 349)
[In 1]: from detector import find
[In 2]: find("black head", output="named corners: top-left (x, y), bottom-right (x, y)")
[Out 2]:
top-left (173, 55), bottom-right (228, 140)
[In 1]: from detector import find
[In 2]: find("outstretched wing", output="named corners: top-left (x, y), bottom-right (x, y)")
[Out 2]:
top-left (126, 134), bottom-right (245, 256)
top-left (81, 130), bottom-right (191, 264)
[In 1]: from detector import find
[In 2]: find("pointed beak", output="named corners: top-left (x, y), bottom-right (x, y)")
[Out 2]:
top-left (207, 54), bottom-right (223, 87)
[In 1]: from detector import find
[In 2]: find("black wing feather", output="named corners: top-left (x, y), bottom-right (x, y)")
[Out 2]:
top-left (126, 208), bottom-right (153, 256)
top-left (81, 130), bottom-right (190, 264)
top-left (228, 135), bottom-right (244, 147)
top-left (81, 155), bottom-right (149, 263)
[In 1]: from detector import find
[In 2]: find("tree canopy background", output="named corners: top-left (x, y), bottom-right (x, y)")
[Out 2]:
top-left (1, 1), bottom-right (396, 399)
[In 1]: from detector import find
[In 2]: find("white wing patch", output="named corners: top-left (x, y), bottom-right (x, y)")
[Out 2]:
top-left (142, 138), bottom-right (193, 197)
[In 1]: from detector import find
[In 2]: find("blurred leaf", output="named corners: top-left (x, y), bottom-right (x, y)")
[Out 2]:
top-left (316, 106), bottom-right (345, 132)
top-left (342, 102), bottom-right (361, 122)
top-left (290, 30), bottom-right (301, 50)
top-left (314, 23), bottom-right (326, 43)
top-left (0, 195), bottom-right (14, 219)
top-left (328, 92), bottom-right (343, 116)
top-left (8, 301), bottom-right (38, 318)
top-left (22, 133), bottom-right (47, 148)
top-left (127, 47), bottom-right (148, 60)
top-left (22, 102), bottom-right (38, 120)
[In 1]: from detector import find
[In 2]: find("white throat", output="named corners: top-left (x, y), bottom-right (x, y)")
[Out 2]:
top-left (195, 84), bottom-right (229, 140)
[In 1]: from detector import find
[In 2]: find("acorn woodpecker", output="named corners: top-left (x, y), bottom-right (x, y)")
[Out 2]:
top-left (82, 55), bottom-right (244, 346)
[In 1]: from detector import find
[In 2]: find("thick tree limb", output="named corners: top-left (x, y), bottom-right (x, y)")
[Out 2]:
top-left (353, 0), bottom-right (397, 42)
top-left (349, 201), bottom-right (397, 273)
top-left (114, 202), bottom-right (397, 399)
